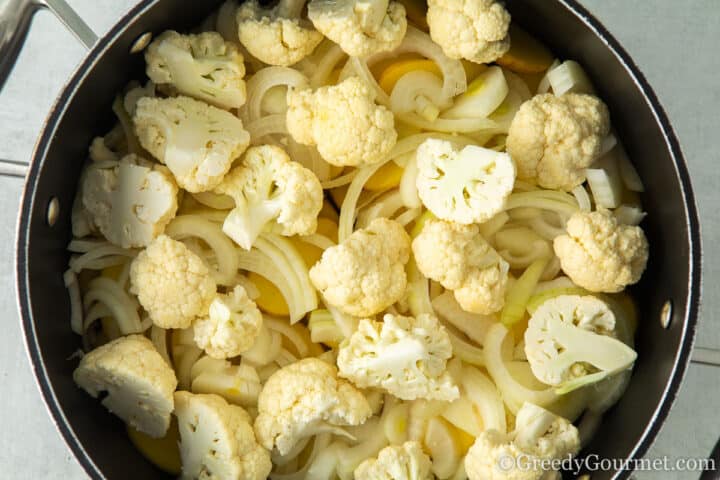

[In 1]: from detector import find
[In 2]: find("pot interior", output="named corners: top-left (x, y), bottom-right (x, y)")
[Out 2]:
top-left (17, 0), bottom-right (700, 478)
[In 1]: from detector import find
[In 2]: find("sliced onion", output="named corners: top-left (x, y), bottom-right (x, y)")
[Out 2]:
top-left (614, 204), bottom-right (646, 226)
top-left (547, 60), bottom-right (595, 96)
top-left (461, 365), bottom-right (507, 433)
top-left (500, 257), bottom-right (548, 326)
top-left (68, 245), bottom-right (136, 273)
top-left (505, 190), bottom-right (579, 216)
top-left (537, 59), bottom-right (560, 94)
top-left (166, 215), bottom-right (240, 286)
top-left (527, 211), bottom-right (568, 240)
top-left (586, 153), bottom-right (623, 209)
top-left (191, 191), bottom-right (235, 210)
top-left (150, 326), bottom-right (171, 366)
top-left (244, 67), bottom-right (309, 123)
top-left (443, 66), bottom-right (509, 119)
top-left (321, 169), bottom-right (357, 189)
top-left (237, 248), bottom-right (304, 322)
top-left (366, 26), bottom-right (467, 103)
top-left (432, 291), bottom-right (493, 344)
top-left (397, 112), bottom-right (499, 133)
top-left (260, 85), bottom-right (289, 115)
top-left (64, 270), bottom-right (83, 335)
top-left (399, 153), bottom-right (421, 208)
top-left (484, 323), bottom-right (559, 414)
top-left (245, 114), bottom-right (288, 142)
top-left (286, 139), bottom-right (332, 181)
top-left (357, 190), bottom-right (405, 229)
top-left (339, 57), bottom-right (390, 107)
top-left (394, 208), bottom-right (422, 227)
top-left (311, 43), bottom-right (347, 88)
top-left (338, 160), bottom-right (388, 242)
top-left (256, 235), bottom-right (317, 323)
top-left (478, 211), bottom-right (510, 239)
top-left (83, 277), bottom-right (142, 335)
top-left (572, 185), bottom-right (592, 212)
top-left (615, 143), bottom-right (645, 192)
top-left (390, 71), bottom-right (446, 120)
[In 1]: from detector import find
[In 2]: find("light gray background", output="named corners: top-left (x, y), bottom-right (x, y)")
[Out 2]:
top-left (0, 1), bottom-right (717, 478)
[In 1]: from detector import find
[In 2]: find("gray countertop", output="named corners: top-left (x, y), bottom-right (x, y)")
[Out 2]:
top-left (0, 1), bottom-right (717, 478)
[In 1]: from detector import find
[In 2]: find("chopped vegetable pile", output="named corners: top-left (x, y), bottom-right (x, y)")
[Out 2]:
top-left (66, 0), bottom-right (650, 478)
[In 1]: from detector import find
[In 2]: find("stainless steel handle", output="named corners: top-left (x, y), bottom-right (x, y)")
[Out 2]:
top-left (0, 0), bottom-right (96, 178)
top-left (0, 158), bottom-right (28, 177)
top-left (691, 347), bottom-right (720, 367)
top-left (0, 0), bottom-right (43, 93)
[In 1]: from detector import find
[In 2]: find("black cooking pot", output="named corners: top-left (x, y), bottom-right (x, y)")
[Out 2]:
top-left (3, 0), bottom-right (702, 478)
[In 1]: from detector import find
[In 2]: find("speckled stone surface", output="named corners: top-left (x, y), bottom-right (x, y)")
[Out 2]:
top-left (0, 1), bottom-right (717, 478)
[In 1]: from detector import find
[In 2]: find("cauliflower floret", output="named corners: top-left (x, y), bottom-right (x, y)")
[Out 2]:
top-left (524, 295), bottom-right (637, 392)
top-left (309, 218), bottom-right (411, 316)
top-left (413, 218), bottom-right (509, 315)
top-left (308, 0), bottom-right (407, 57)
top-left (174, 391), bottom-right (271, 480)
top-left (130, 235), bottom-right (216, 329)
top-left (416, 139), bottom-right (516, 224)
top-left (355, 441), bottom-right (433, 480)
top-left (73, 335), bottom-right (177, 438)
top-left (286, 76), bottom-right (397, 167)
top-left (80, 154), bottom-right (178, 248)
top-left (338, 313), bottom-right (459, 401)
top-left (553, 209), bottom-right (649, 293)
top-left (426, 0), bottom-right (510, 64)
top-left (134, 95), bottom-right (251, 193)
top-left (254, 358), bottom-right (372, 455)
top-left (214, 144), bottom-right (323, 250)
top-left (237, 0), bottom-right (323, 66)
top-left (194, 285), bottom-right (263, 359)
top-left (145, 30), bottom-right (247, 110)
top-left (466, 403), bottom-right (580, 480)
top-left (507, 93), bottom-right (611, 191)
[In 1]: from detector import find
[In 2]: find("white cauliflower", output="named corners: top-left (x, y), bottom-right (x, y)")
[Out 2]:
top-left (194, 285), bottom-right (263, 359)
top-left (308, 0), bottom-right (407, 57)
top-left (338, 313), bottom-right (459, 401)
top-left (426, 0), bottom-right (510, 64)
top-left (254, 358), bottom-right (372, 455)
top-left (237, 0), bottom-right (323, 66)
top-left (134, 95), bottom-right (251, 193)
top-left (412, 218), bottom-right (509, 315)
top-left (415, 139), bottom-right (516, 224)
top-left (130, 235), bottom-right (216, 329)
top-left (553, 209), bottom-right (649, 293)
top-left (73, 335), bottom-right (177, 438)
top-left (80, 154), bottom-right (178, 248)
top-left (465, 402), bottom-right (580, 480)
top-left (174, 391), bottom-right (271, 480)
top-left (286, 76), bottom-right (397, 167)
top-left (506, 93), bottom-right (611, 191)
top-left (214, 144), bottom-right (323, 250)
top-left (524, 295), bottom-right (637, 393)
top-left (145, 30), bottom-right (247, 109)
top-left (354, 441), bottom-right (433, 480)
top-left (309, 218), bottom-right (411, 316)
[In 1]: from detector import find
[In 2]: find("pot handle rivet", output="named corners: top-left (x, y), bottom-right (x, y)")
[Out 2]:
top-left (130, 32), bottom-right (153, 54)
top-left (659, 300), bottom-right (672, 329)
top-left (46, 196), bottom-right (59, 227)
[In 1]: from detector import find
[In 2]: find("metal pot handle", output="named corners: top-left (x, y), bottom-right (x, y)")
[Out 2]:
top-left (0, 0), bottom-right (44, 94)
top-left (0, 0), bottom-right (96, 178)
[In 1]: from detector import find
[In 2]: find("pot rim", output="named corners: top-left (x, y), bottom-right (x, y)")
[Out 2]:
top-left (14, 1), bottom-right (703, 479)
